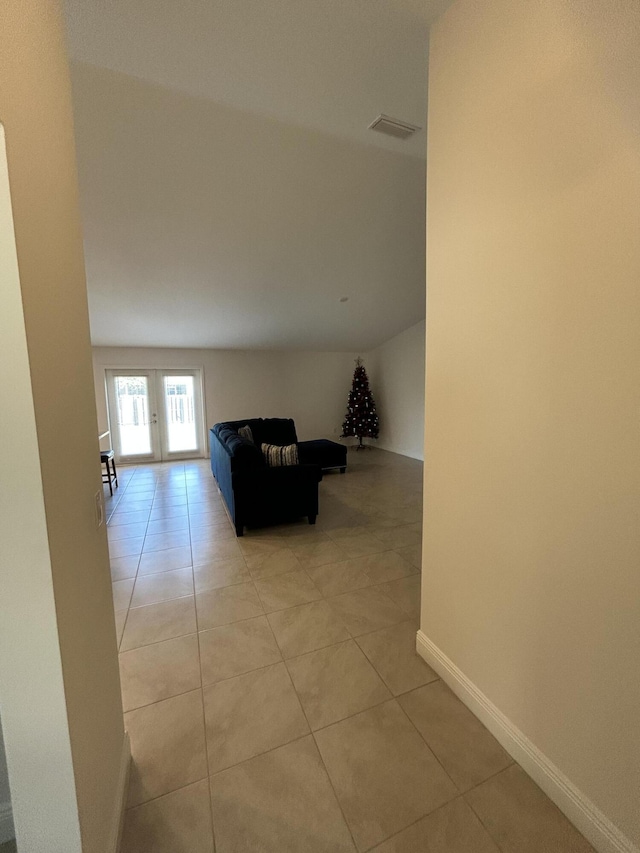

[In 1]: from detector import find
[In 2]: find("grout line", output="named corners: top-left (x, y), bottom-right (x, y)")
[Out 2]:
top-left (126, 591), bottom-right (194, 611)
top-left (463, 783), bottom-right (510, 853)
top-left (352, 622), bottom-right (434, 696)
top-left (199, 655), bottom-right (285, 692)
top-left (358, 794), bottom-right (472, 853)
top-left (305, 692), bottom-right (396, 737)
top-left (133, 563), bottom-right (194, 580)
top-left (198, 670), bottom-right (217, 846)
top-left (114, 465), bottom-right (154, 649)
top-left (187, 481), bottom-right (221, 852)
top-left (119, 614), bottom-right (197, 653)
top-left (208, 731), bottom-right (311, 782)
top-left (270, 654), bottom-right (360, 851)
top-left (124, 774), bottom-right (210, 814)
top-left (122, 681), bottom-right (202, 716)
top-left (462, 762), bottom-right (518, 799)
top-left (393, 694), bottom-right (461, 794)
top-left (310, 735), bottom-right (360, 849)
top-left (119, 629), bottom-right (199, 657)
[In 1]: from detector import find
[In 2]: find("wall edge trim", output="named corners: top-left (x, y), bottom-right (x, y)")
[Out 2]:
top-left (0, 800), bottom-right (14, 844)
top-left (415, 630), bottom-right (638, 853)
top-left (108, 731), bottom-right (130, 853)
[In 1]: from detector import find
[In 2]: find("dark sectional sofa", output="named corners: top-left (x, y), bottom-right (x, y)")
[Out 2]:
top-left (209, 418), bottom-right (346, 536)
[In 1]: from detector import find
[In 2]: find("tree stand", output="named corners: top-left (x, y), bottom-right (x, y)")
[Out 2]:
top-left (355, 436), bottom-right (369, 450)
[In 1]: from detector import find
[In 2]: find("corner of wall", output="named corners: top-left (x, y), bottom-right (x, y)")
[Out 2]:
top-left (365, 320), bottom-right (426, 460)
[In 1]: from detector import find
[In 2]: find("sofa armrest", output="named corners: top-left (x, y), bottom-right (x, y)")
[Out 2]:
top-left (230, 463), bottom-right (322, 536)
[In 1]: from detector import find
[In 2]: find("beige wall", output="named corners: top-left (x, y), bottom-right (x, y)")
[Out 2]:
top-left (422, 0), bottom-right (640, 848)
top-left (276, 351), bottom-right (358, 442)
top-left (93, 346), bottom-right (357, 451)
top-left (366, 320), bottom-right (425, 460)
top-left (0, 3), bottom-right (125, 851)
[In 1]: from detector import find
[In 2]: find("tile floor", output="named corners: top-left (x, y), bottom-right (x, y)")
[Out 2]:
top-left (106, 449), bottom-right (594, 853)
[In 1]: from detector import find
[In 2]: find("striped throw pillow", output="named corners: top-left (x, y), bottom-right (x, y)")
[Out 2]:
top-left (262, 442), bottom-right (299, 467)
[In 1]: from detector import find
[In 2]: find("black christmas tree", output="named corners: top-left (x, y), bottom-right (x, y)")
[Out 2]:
top-left (341, 357), bottom-right (379, 449)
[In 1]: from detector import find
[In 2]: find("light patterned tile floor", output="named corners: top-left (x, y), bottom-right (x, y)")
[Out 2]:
top-left (106, 448), bottom-right (594, 853)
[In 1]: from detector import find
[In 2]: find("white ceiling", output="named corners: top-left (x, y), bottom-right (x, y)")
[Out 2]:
top-left (64, 0), bottom-right (449, 156)
top-left (63, 0), bottom-right (447, 350)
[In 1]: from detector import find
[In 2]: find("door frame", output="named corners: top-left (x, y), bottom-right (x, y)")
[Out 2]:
top-left (104, 367), bottom-right (207, 464)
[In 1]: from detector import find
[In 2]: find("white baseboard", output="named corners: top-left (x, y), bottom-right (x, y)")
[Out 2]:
top-left (0, 800), bottom-right (14, 844)
top-left (416, 630), bottom-right (638, 853)
top-left (365, 440), bottom-right (424, 462)
top-left (108, 732), bottom-right (131, 853)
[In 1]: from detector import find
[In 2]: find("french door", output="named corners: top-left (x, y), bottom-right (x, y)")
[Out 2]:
top-left (106, 369), bottom-right (205, 463)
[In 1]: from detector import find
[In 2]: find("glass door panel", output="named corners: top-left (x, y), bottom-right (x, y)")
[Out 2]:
top-left (116, 375), bottom-right (152, 455)
top-left (159, 369), bottom-right (205, 460)
top-left (106, 370), bottom-right (160, 463)
top-left (163, 375), bottom-right (197, 453)
top-left (106, 368), bottom-right (204, 462)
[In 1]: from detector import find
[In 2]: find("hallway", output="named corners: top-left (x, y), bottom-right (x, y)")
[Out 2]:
top-left (108, 450), bottom-right (593, 852)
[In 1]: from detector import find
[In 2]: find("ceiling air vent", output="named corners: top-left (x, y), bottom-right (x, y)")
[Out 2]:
top-left (368, 114), bottom-right (421, 140)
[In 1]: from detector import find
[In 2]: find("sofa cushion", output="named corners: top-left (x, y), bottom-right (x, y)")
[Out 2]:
top-left (238, 424), bottom-right (254, 444)
top-left (214, 419), bottom-right (260, 439)
top-left (226, 434), bottom-right (264, 470)
top-left (260, 418), bottom-right (298, 446)
top-left (262, 442), bottom-right (299, 467)
top-left (217, 425), bottom-right (242, 445)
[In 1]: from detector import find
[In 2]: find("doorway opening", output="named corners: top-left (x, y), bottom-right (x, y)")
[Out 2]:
top-left (105, 368), bottom-right (205, 463)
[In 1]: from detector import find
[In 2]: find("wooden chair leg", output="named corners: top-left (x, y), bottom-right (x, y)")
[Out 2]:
top-left (105, 459), bottom-right (113, 496)
top-left (111, 457), bottom-right (118, 490)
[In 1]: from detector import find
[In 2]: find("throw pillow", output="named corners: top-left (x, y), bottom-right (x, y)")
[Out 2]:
top-left (238, 424), bottom-right (254, 444)
top-left (262, 442), bottom-right (299, 467)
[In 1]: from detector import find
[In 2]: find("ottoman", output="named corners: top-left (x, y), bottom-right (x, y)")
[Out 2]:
top-left (298, 439), bottom-right (347, 473)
